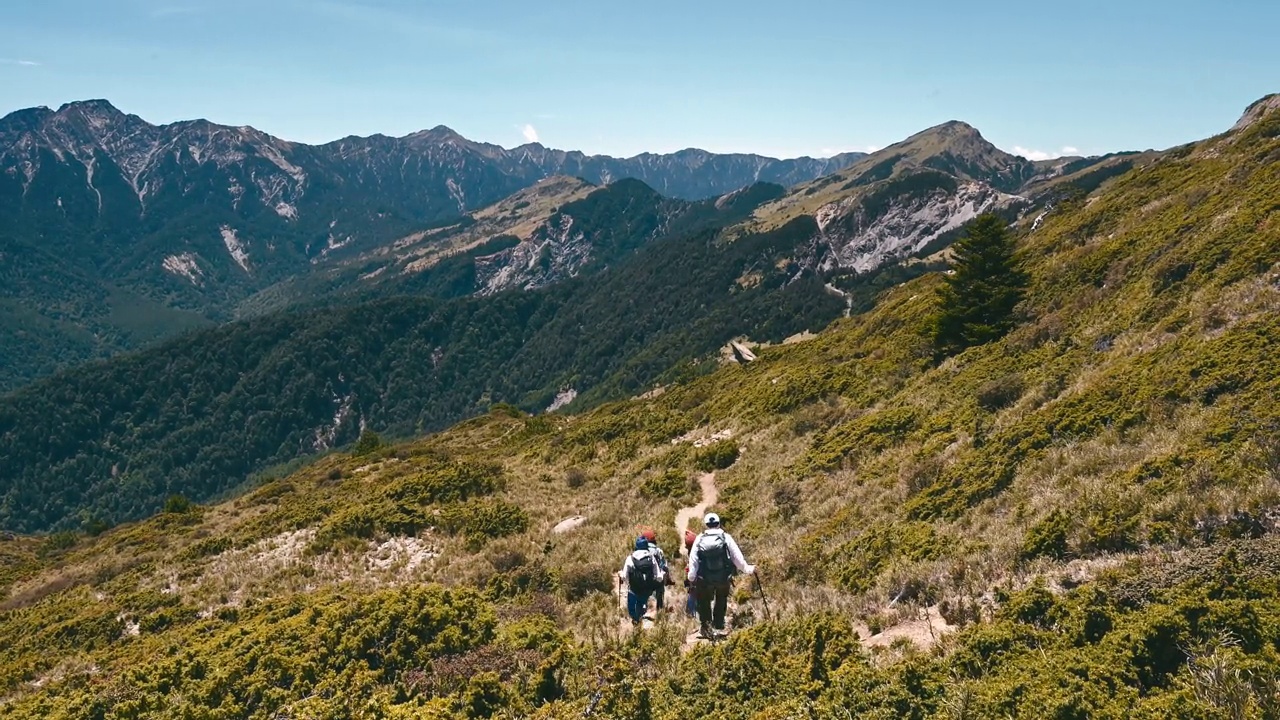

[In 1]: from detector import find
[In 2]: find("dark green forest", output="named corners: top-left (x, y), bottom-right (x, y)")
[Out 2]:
top-left (0, 217), bottom-right (848, 533)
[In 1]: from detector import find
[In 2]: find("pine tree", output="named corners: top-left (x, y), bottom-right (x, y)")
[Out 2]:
top-left (931, 214), bottom-right (1027, 356)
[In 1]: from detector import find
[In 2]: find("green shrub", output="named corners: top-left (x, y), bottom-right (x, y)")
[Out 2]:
top-left (439, 500), bottom-right (529, 544)
top-left (564, 467), bottom-right (589, 488)
top-left (977, 373), bottom-right (1025, 411)
top-left (1021, 510), bottom-right (1071, 561)
top-left (641, 469), bottom-right (692, 499)
top-left (806, 407), bottom-right (919, 471)
top-left (163, 494), bottom-right (193, 514)
top-left (695, 439), bottom-right (740, 472)
top-left (181, 536), bottom-right (233, 561)
top-left (826, 521), bottom-right (944, 594)
top-left (352, 430), bottom-right (385, 456)
top-left (314, 501), bottom-right (433, 549)
top-left (559, 564), bottom-right (615, 602)
top-left (488, 403), bottom-right (524, 419)
top-left (40, 531), bottom-right (77, 556)
top-left (485, 562), bottom-right (557, 599)
top-left (392, 461), bottom-right (505, 505)
top-left (1083, 505), bottom-right (1142, 555)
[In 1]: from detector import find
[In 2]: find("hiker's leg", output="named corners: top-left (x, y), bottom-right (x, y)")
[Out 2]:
top-left (696, 582), bottom-right (713, 626)
top-left (655, 584), bottom-right (665, 610)
top-left (627, 591), bottom-right (643, 622)
top-left (711, 581), bottom-right (730, 630)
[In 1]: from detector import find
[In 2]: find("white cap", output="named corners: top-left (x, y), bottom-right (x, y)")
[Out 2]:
top-left (704, 512), bottom-right (720, 527)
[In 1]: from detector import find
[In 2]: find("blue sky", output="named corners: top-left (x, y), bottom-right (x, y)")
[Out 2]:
top-left (2, 0), bottom-right (1277, 159)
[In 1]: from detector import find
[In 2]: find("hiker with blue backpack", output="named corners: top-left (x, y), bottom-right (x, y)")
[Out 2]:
top-left (687, 512), bottom-right (754, 639)
top-left (638, 528), bottom-right (675, 612)
top-left (619, 537), bottom-right (665, 625)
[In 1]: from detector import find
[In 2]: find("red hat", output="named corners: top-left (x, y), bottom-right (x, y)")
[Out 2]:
top-left (684, 529), bottom-right (696, 550)
top-left (638, 526), bottom-right (657, 543)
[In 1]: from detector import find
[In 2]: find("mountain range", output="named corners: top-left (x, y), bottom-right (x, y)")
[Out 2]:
top-left (0, 100), bottom-right (866, 389)
top-left (2, 93), bottom-right (1278, 719)
top-left (0, 97), bottom-right (1174, 530)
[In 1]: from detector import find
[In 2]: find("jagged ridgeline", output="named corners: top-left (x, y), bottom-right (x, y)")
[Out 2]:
top-left (1, 96), bottom-right (1279, 719)
top-left (0, 101), bottom-right (866, 390)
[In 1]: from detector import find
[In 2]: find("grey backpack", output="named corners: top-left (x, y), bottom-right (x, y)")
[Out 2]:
top-left (696, 533), bottom-right (732, 582)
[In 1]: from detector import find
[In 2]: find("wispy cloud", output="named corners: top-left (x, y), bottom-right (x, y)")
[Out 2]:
top-left (0, 58), bottom-right (41, 67)
top-left (816, 144), bottom-right (879, 158)
top-left (521, 124), bottom-right (540, 143)
top-left (1012, 145), bottom-right (1082, 161)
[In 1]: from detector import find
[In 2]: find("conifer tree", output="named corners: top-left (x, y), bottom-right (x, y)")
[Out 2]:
top-left (931, 213), bottom-right (1027, 356)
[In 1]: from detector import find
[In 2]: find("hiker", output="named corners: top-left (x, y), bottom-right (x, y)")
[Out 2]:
top-left (619, 537), bottom-right (664, 625)
top-left (640, 528), bottom-right (675, 611)
top-left (683, 529), bottom-right (698, 618)
top-left (687, 512), bottom-right (754, 638)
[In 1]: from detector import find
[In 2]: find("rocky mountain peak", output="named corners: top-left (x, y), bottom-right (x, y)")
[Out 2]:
top-left (1231, 93), bottom-right (1280, 133)
top-left (56, 98), bottom-right (124, 116)
top-left (898, 119), bottom-right (1000, 158)
top-left (407, 124), bottom-right (466, 144)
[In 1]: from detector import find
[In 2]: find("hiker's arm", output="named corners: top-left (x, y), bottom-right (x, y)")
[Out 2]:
top-left (686, 543), bottom-right (699, 582)
top-left (726, 534), bottom-right (751, 573)
top-left (619, 556), bottom-right (632, 579)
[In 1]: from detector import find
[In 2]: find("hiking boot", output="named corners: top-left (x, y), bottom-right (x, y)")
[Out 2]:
top-left (698, 623), bottom-right (713, 639)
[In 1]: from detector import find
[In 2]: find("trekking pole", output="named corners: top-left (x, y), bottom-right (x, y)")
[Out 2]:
top-left (754, 572), bottom-right (772, 622)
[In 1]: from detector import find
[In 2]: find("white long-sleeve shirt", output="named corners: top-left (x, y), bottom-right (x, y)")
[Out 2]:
top-left (687, 528), bottom-right (749, 582)
top-left (618, 549), bottom-right (666, 590)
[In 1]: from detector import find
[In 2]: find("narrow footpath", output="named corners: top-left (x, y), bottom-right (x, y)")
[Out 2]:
top-left (617, 472), bottom-right (719, 637)
top-left (675, 473), bottom-right (719, 549)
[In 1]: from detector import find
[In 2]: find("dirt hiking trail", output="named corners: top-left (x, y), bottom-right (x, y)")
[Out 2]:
top-left (675, 473), bottom-right (718, 551)
top-left (676, 473), bottom-right (720, 650)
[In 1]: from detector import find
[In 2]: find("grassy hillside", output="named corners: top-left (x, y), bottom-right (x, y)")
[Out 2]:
top-left (1, 100), bottom-right (1278, 718)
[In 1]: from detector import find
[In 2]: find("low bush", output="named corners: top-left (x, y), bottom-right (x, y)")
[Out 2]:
top-left (559, 563), bottom-right (615, 602)
top-left (1020, 510), bottom-right (1071, 561)
top-left (641, 469), bottom-right (692, 499)
top-left (694, 439), bottom-right (740, 472)
top-left (564, 467), bottom-right (590, 488)
top-left (391, 461), bottom-right (505, 505)
top-left (439, 500), bottom-right (529, 545)
top-left (976, 373), bottom-right (1025, 411)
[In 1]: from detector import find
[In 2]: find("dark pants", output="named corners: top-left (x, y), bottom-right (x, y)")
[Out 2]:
top-left (695, 579), bottom-right (731, 630)
top-left (627, 589), bottom-right (653, 622)
top-left (655, 583), bottom-right (666, 610)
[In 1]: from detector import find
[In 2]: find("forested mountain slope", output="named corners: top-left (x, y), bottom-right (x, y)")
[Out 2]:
top-left (1, 95), bottom-right (1278, 720)
top-left (0, 208), bottom-right (843, 532)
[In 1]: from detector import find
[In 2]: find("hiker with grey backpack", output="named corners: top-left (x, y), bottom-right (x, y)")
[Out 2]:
top-left (687, 512), bottom-right (755, 639)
